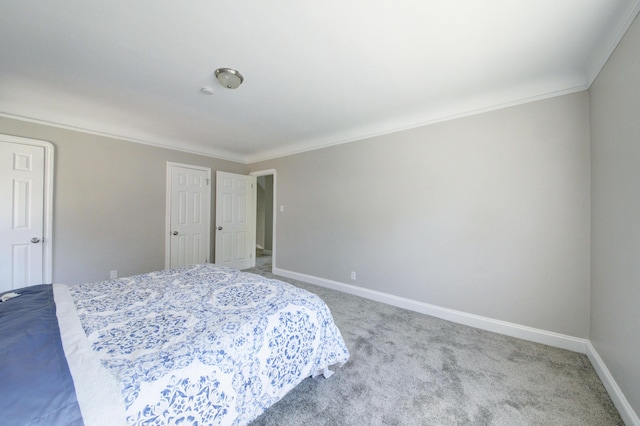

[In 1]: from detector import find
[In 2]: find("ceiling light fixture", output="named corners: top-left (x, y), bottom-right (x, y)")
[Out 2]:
top-left (214, 68), bottom-right (244, 89)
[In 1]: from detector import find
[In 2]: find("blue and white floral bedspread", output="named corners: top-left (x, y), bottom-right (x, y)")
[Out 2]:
top-left (69, 264), bottom-right (350, 425)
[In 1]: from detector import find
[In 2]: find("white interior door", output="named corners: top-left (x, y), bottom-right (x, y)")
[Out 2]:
top-left (215, 171), bottom-right (256, 270)
top-left (166, 163), bottom-right (211, 268)
top-left (0, 141), bottom-right (46, 291)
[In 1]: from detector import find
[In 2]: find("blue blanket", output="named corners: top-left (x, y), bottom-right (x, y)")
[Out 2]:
top-left (0, 285), bottom-right (83, 426)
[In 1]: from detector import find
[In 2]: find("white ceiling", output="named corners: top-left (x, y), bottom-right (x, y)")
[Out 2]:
top-left (1, 1), bottom-right (638, 163)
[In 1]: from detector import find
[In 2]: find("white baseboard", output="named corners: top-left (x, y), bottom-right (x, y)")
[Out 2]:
top-left (274, 267), bottom-right (588, 353)
top-left (274, 266), bottom-right (639, 423)
top-left (586, 342), bottom-right (640, 426)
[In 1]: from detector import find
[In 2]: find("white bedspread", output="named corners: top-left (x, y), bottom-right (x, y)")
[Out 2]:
top-left (67, 265), bottom-right (350, 425)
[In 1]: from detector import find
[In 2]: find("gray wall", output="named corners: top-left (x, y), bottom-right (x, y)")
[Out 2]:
top-left (590, 13), bottom-right (640, 415)
top-left (250, 91), bottom-right (591, 338)
top-left (0, 117), bottom-right (246, 284)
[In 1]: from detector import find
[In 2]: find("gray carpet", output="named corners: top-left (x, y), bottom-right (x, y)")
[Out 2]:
top-left (246, 258), bottom-right (622, 425)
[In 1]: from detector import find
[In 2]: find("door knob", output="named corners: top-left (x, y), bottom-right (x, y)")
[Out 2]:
top-left (172, 231), bottom-right (179, 235)
top-left (217, 226), bottom-right (223, 231)
top-left (31, 237), bottom-right (41, 243)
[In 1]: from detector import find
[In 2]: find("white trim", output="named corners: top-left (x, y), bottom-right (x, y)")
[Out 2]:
top-left (0, 133), bottom-right (54, 283)
top-left (248, 175), bottom-right (257, 268)
top-left (0, 112), bottom-right (245, 164)
top-left (164, 162), bottom-right (212, 269)
top-left (249, 169), bottom-right (277, 270)
top-left (586, 342), bottom-right (640, 426)
top-left (245, 85), bottom-right (587, 164)
top-left (586, 0), bottom-right (640, 87)
top-left (3, 86), bottom-right (588, 166)
top-left (273, 267), bottom-right (589, 354)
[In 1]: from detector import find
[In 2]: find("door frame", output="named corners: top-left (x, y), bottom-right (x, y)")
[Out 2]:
top-left (250, 169), bottom-right (276, 269)
top-left (0, 134), bottom-right (54, 283)
top-left (164, 162), bottom-right (212, 269)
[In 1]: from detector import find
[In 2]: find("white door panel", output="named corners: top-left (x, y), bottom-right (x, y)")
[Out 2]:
top-left (0, 141), bottom-right (45, 291)
top-left (214, 171), bottom-right (256, 270)
top-left (167, 164), bottom-right (211, 268)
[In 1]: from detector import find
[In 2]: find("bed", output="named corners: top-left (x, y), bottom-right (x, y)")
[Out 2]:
top-left (0, 264), bottom-right (350, 425)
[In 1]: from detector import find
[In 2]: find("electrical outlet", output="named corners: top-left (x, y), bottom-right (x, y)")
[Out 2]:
top-left (110, 270), bottom-right (118, 279)
top-left (350, 271), bottom-right (356, 280)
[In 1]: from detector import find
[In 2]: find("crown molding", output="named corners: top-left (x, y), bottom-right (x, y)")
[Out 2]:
top-left (0, 111), bottom-right (247, 164)
top-left (246, 84), bottom-right (588, 164)
top-left (586, 0), bottom-right (640, 87)
top-left (2, 83), bottom-right (588, 167)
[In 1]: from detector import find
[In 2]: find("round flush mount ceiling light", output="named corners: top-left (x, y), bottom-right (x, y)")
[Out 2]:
top-left (214, 68), bottom-right (244, 89)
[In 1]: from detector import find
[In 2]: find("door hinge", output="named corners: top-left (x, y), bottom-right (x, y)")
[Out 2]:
top-left (206, 178), bottom-right (210, 185)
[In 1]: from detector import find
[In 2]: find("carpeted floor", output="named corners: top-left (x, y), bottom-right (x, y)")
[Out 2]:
top-left (246, 257), bottom-right (623, 425)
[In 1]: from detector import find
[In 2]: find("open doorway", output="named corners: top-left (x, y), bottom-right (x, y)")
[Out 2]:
top-left (252, 170), bottom-right (275, 273)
